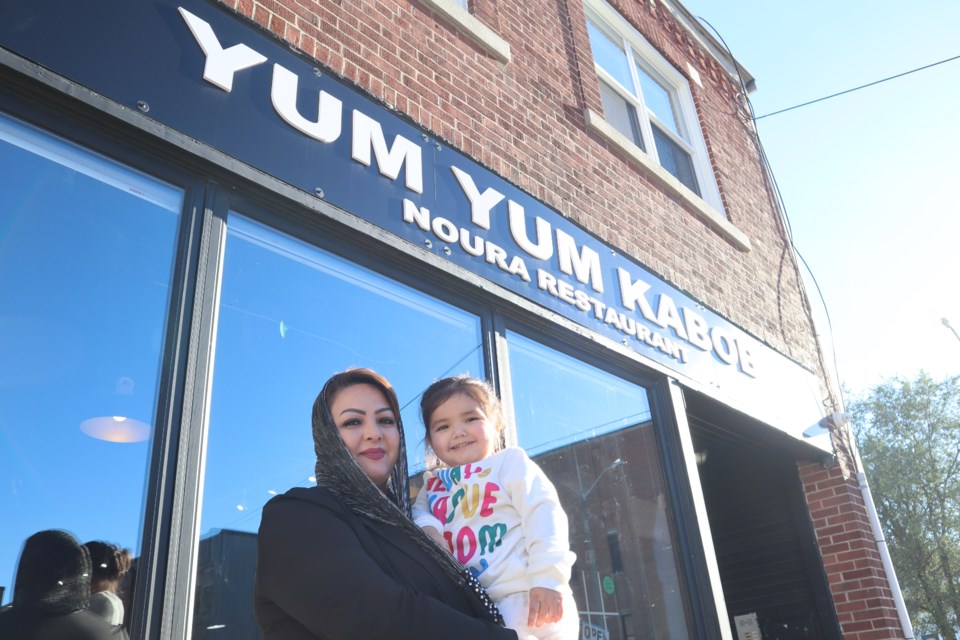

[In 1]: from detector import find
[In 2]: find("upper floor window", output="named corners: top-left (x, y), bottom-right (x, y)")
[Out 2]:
top-left (585, 1), bottom-right (723, 213)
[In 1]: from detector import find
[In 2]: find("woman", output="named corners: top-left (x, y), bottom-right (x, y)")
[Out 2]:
top-left (0, 530), bottom-right (126, 640)
top-left (254, 368), bottom-right (518, 640)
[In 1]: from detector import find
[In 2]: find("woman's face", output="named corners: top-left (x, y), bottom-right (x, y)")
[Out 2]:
top-left (329, 383), bottom-right (400, 489)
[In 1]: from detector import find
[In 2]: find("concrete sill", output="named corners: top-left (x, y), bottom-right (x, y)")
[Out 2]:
top-left (418, 0), bottom-right (511, 64)
top-left (585, 108), bottom-right (751, 252)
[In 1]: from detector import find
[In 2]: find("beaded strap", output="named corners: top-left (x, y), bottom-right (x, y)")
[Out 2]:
top-left (462, 569), bottom-right (505, 625)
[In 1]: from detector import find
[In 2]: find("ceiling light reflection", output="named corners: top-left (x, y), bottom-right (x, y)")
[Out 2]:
top-left (80, 416), bottom-right (151, 443)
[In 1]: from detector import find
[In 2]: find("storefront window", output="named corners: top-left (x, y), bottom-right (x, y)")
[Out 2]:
top-left (0, 113), bottom-right (182, 627)
top-left (191, 214), bottom-right (484, 638)
top-left (507, 331), bottom-right (692, 639)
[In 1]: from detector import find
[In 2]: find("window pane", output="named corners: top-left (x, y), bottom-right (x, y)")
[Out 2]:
top-left (635, 62), bottom-right (682, 138)
top-left (0, 113), bottom-right (182, 630)
top-left (191, 215), bottom-right (484, 638)
top-left (652, 126), bottom-right (700, 196)
top-left (587, 18), bottom-right (633, 92)
top-left (507, 332), bottom-right (692, 640)
top-left (599, 80), bottom-right (644, 151)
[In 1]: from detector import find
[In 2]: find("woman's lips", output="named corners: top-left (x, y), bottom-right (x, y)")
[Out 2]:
top-left (360, 448), bottom-right (386, 460)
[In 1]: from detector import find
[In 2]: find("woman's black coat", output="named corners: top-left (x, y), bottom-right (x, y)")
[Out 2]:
top-left (254, 486), bottom-right (518, 640)
top-left (0, 608), bottom-right (126, 640)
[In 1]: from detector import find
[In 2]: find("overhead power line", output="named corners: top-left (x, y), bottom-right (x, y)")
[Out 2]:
top-left (755, 53), bottom-right (960, 120)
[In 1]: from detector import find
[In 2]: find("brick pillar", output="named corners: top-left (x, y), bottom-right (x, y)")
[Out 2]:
top-left (798, 439), bottom-right (906, 640)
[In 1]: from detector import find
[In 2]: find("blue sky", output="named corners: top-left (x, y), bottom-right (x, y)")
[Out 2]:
top-left (678, 0), bottom-right (960, 399)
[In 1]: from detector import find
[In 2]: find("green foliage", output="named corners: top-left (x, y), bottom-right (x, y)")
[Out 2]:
top-left (850, 372), bottom-right (960, 638)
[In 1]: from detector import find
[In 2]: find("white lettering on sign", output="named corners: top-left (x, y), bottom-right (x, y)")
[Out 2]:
top-left (580, 621), bottom-right (609, 640)
top-left (179, 8), bottom-right (267, 92)
top-left (271, 64), bottom-right (343, 143)
top-left (508, 201), bottom-right (553, 261)
top-left (179, 7), bottom-right (423, 194)
top-left (617, 267), bottom-right (755, 375)
top-left (450, 166), bottom-right (604, 294)
top-left (403, 200), bottom-right (530, 282)
top-left (682, 306), bottom-right (712, 351)
top-left (178, 5), bottom-right (761, 380)
top-left (452, 166), bottom-right (504, 230)
top-left (352, 110), bottom-right (423, 194)
top-left (556, 228), bottom-right (603, 293)
top-left (537, 268), bottom-right (687, 362)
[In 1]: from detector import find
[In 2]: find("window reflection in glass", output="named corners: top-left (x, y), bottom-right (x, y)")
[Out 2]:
top-left (0, 113), bottom-right (182, 628)
top-left (599, 80), bottom-right (644, 151)
top-left (634, 63), bottom-right (681, 139)
top-left (652, 127), bottom-right (699, 196)
top-left (507, 332), bottom-right (692, 639)
top-left (587, 18), bottom-right (633, 91)
top-left (191, 215), bottom-right (484, 639)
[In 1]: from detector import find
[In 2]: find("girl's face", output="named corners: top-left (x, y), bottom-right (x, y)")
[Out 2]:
top-left (427, 392), bottom-right (497, 467)
top-left (330, 383), bottom-right (400, 489)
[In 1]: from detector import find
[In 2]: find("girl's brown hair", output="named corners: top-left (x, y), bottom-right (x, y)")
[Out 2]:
top-left (84, 540), bottom-right (132, 593)
top-left (420, 376), bottom-right (506, 457)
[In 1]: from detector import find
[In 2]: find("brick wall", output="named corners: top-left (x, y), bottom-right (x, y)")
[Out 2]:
top-left (799, 454), bottom-right (906, 639)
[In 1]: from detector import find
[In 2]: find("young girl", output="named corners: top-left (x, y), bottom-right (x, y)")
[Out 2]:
top-left (412, 376), bottom-right (579, 640)
top-left (84, 540), bottom-right (132, 628)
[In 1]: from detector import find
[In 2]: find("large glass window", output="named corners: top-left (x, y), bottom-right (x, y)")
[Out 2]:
top-left (586, 1), bottom-right (719, 209)
top-left (191, 215), bottom-right (484, 639)
top-left (0, 113), bottom-right (182, 628)
top-left (507, 331), bottom-right (692, 639)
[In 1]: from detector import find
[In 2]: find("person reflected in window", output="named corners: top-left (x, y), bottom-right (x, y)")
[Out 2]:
top-left (254, 368), bottom-right (518, 640)
top-left (413, 376), bottom-right (579, 640)
top-left (83, 541), bottom-right (131, 628)
top-left (0, 529), bottom-right (126, 640)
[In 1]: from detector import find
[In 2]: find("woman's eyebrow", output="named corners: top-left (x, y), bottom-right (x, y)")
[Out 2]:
top-left (374, 407), bottom-right (394, 414)
top-left (338, 407), bottom-right (365, 416)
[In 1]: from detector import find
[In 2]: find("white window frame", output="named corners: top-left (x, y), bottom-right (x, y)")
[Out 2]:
top-left (584, 0), bottom-right (749, 249)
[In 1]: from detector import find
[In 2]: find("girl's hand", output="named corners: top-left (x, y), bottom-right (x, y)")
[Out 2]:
top-left (527, 587), bottom-right (563, 627)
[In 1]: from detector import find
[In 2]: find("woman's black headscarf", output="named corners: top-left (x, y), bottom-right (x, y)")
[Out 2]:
top-left (13, 529), bottom-right (91, 616)
top-left (311, 369), bottom-right (503, 625)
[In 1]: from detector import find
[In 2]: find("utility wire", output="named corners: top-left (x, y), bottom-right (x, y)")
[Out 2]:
top-left (698, 16), bottom-right (844, 408)
top-left (755, 53), bottom-right (960, 120)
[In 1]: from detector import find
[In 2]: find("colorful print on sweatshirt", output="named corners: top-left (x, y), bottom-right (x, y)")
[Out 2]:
top-left (412, 447), bottom-right (577, 602)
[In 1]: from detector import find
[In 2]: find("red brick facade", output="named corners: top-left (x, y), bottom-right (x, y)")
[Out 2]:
top-left (799, 436), bottom-right (906, 639)
top-left (800, 456), bottom-right (904, 640)
top-left (215, 0), bottom-right (904, 637)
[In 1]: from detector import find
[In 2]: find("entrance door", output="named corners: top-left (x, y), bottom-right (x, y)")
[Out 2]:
top-left (686, 392), bottom-right (842, 640)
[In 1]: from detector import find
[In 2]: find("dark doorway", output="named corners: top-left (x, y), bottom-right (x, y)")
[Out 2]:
top-left (685, 390), bottom-right (842, 640)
